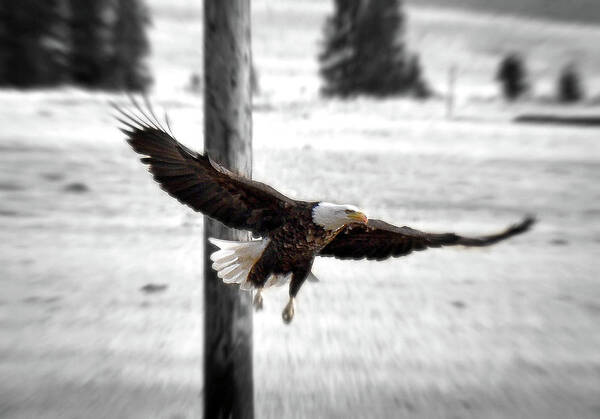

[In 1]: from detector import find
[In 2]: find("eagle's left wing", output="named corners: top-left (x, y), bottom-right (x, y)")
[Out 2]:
top-left (114, 99), bottom-right (296, 235)
top-left (318, 216), bottom-right (535, 261)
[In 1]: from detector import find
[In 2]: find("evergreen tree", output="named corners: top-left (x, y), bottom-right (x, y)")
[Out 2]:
top-left (496, 53), bottom-right (528, 101)
top-left (0, 0), bottom-right (152, 90)
top-left (319, 0), bottom-right (427, 97)
top-left (109, 0), bottom-right (152, 92)
top-left (0, 0), bottom-right (68, 87)
top-left (68, 0), bottom-right (112, 87)
top-left (557, 64), bottom-right (583, 103)
top-left (405, 53), bottom-right (430, 99)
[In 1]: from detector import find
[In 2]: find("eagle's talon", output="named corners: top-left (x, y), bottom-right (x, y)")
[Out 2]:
top-left (253, 290), bottom-right (263, 311)
top-left (282, 298), bottom-right (295, 324)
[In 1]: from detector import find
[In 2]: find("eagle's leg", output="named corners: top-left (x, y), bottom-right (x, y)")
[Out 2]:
top-left (253, 288), bottom-right (264, 311)
top-left (282, 297), bottom-right (295, 324)
top-left (282, 267), bottom-right (311, 324)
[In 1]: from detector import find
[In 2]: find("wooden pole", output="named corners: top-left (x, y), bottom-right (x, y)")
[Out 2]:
top-left (446, 65), bottom-right (456, 120)
top-left (203, 1), bottom-right (253, 418)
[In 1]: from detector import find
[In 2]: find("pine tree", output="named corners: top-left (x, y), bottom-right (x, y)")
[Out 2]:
top-left (405, 53), bottom-right (430, 99)
top-left (557, 64), bottom-right (583, 103)
top-left (0, 0), bottom-right (152, 90)
top-left (319, 0), bottom-right (362, 96)
top-left (496, 53), bottom-right (528, 101)
top-left (0, 0), bottom-right (68, 87)
top-left (68, 0), bottom-right (112, 87)
top-left (319, 0), bottom-right (427, 97)
top-left (109, 0), bottom-right (152, 92)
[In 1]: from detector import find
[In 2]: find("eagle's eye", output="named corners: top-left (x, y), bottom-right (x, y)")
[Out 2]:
top-left (344, 209), bottom-right (353, 214)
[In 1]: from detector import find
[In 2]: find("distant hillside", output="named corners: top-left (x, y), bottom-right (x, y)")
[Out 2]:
top-left (406, 0), bottom-right (600, 25)
top-left (149, 0), bottom-right (600, 25)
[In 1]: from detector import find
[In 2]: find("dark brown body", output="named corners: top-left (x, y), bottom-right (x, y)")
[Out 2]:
top-left (247, 203), bottom-right (341, 296)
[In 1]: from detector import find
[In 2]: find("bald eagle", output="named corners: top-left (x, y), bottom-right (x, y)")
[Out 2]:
top-left (115, 102), bottom-right (534, 324)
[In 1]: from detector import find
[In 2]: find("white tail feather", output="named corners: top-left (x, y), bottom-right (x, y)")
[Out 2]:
top-left (209, 238), bottom-right (272, 290)
top-left (224, 270), bottom-right (247, 284)
top-left (208, 237), bottom-right (299, 290)
top-left (210, 250), bottom-right (236, 262)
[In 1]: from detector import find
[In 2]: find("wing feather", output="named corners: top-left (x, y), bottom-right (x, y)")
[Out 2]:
top-left (116, 103), bottom-right (295, 235)
top-left (319, 217), bottom-right (535, 261)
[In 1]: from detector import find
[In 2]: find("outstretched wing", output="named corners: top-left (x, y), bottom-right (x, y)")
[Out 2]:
top-left (319, 216), bottom-right (535, 261)
top-left (115, 101), bottom-right (296, 235)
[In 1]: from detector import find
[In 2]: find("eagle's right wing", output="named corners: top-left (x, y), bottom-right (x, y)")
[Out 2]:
top-left (319, 217), bottom-right (535, 261)
top-left (116, 103), bottom-right (296, 235)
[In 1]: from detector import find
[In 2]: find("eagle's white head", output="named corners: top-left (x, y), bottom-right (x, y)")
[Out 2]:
top-left (312, 202), bottom-right (368, 231)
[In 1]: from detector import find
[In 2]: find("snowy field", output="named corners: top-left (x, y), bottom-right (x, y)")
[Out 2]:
top-left (1, 1), bottom-right (600, 418)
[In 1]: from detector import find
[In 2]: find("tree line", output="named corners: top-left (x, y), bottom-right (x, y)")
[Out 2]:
top-left (0, 0), bottom-right (151, 91)
top-left (496, 53), bottom-right (586, 103)
top-left (319, 0), bottom-right (588, 104)
top-left (0, 0), bottom-right (587, 103)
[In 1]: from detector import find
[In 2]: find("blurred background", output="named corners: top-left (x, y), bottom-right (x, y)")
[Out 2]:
top-left (1, 0), bottom-right (599, 418)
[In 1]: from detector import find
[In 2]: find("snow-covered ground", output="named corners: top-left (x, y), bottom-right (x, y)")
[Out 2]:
top-left (1, 2), bottom-right (599, 418)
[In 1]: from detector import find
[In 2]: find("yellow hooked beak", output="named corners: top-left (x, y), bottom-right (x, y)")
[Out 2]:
top-left (347, 211), bottom-right (368, 224)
